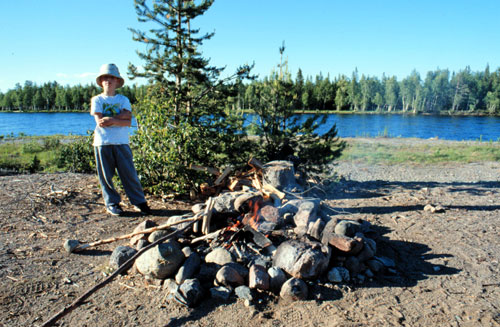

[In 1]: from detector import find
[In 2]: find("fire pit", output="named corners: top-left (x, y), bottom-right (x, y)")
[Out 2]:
top-left (62, 159), bottom-right (395, 312)
top-left (115, 159), bottom-right (392, 307)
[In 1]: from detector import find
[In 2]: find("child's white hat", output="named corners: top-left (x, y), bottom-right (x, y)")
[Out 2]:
top-left (96, 63), bottom-right (125, 88)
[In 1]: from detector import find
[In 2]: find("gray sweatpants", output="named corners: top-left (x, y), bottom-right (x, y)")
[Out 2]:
top-left (94, 144), bottom-right (146, 207)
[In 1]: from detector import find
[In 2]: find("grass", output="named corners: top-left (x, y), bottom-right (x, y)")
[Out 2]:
top-left (0, 135), bottom-right (83, 173)
top-left (2, 135), bottom-right (500, 174)
top-left (338, 139), bottom-right (500, 165)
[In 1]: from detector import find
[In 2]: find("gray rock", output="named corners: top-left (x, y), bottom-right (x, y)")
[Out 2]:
top-left (148, 230), bottom-right (170, 243)
top-left (280, 278), bottom-right (308, 301)
top-left (213, 192), bottom-right (240, 214)
top-left (135, 240), bottom-right (184, 280)
top-left (279, 198), bottom-right (322, 217)
top-left (210, 286), bottom-right (233, 301)
top-left (135, 239), bottom-right (149, 250)
top-left (345, 256), bottom-right (362, 275)
top-left (63, 239), bottom-right (80, 253)
top-left (273, 239), bottom-right (330, 279)
top-left (130, 219), bottom-right (156, 246)
top-left (366, 259), bottom-right (384, 273)
top-left (262, 160), bottom-right (297, 191)
top-left (321, 218), bottom-right (339, 245)
top-left (268, 267), bottom-right (287, 291)
top-left (109, 245), bottom-right (137, 269)
top-left (225, 262), bottom-right (249, 279)
top-left (374, 255), bottom-right (396, 268)
top-left (175, 279), bottom-right (204, 307)
top-left (215, 265), bottom-right (244, 287)
top-left (205, 247), bottom-right (234, 266)
top-left (235, 285), bottom-right (254, 302)
top-left (307, 218), bottom-right (324, 240)
top-left (357, 238), bottom-right (376, 262)
top-left (335, 220), bottom-right (362, 237)
top-left (327, 266), bottom-right (350, 283)
top-left (234, 192), bottom-right (263, 213)
top-left (167, 215), bottom-right (193, 231)
top-left (251, 255), bottom-right (272, 268)
top-left (162, 278), bottom-right (179, 294)
top-left (181, 246), bottom-right (193, 257)
top-left (294, 201), bottom-right (318, 237)
top-left (248, 264), bottom-right (270, 290)
top-left (175, 252), bottom-right (201, 285)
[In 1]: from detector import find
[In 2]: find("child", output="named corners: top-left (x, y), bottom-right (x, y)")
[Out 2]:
top-left (90, 63), bottom-right (151, 216)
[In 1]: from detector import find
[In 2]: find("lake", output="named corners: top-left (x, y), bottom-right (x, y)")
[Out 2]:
top-left (0, 112), bottom-right (499, 141)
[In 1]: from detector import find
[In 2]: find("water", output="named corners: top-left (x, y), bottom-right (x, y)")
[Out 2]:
top-left (1, 112), bottom-right (499, 141)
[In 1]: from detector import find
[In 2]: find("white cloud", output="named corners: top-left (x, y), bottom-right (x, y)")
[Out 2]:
top-left (56, 73), bottom-right (69, 78)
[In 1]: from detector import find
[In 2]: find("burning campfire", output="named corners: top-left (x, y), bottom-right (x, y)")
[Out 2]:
top-left (62, 158), bottom-right (393, 312)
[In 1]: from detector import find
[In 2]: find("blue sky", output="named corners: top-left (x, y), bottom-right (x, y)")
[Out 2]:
top-left (1, 0), bottom-right (499, 92)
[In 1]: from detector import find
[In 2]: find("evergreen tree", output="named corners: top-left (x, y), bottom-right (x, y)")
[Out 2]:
top-left (128, 0), bottom-right (254, 195)
top-left (334, 75), bottom-right (350, 110)
top-left (249, 46), bottom-right (345, 173)
top-left (384, 76), bottom-right (400, 112)
top-left (294, 68), bottom-right (304, 110)
top-left (348, 68), bottom-right (361, 110)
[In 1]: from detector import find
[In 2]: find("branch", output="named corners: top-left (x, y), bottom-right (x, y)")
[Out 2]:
top-left (40, 220), bottom-right (199, 327)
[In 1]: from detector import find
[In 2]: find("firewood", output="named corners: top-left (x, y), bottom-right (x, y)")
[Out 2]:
top-left (201, 197), bottom-right (215, 235)
top-left (262, 184), bottom-right (286, 199)
top-left (188, 164), bottom-right (220, 175)
top-left (65, 213), bottom-right (203, 253)
top-left (248, 157), bottom-right (264, 170)
top-left (191, 228), bottom-right (223, 244)
top-left (251, 174), bottom-right (263, 190)
top-left (214, 166), bottom-right (233, 185)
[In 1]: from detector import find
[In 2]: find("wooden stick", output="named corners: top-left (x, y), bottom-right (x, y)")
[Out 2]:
top-left (72, 213), bottom-right (203, 252)
top-left (248, 157), bottom-right (264, 170)
top-left (214, 166), bottom-right (233, 185)
top-left (190, 228), bottom-right (223, 244)
top-left (188, 164), bottom-right (220, 176)
top-left (201, 197), bottom-right (215, 235)
top-left (41, 221), bottom-right (197, 327)
top-left (262, 184), bottom-right (286, 199)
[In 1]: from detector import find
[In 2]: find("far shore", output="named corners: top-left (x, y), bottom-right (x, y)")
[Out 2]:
top-left (1, 109), bottom-right (498, 117)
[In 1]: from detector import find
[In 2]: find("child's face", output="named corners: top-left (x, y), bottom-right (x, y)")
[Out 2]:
top-left (101, 75), bottom-right (119, 87)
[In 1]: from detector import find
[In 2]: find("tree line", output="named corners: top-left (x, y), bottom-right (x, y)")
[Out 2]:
top-left (0, 81), bottom-right (146, 112)
top-left (241, 65), bottom-right (500, 115)
top-left (1, 66), bottom-right (499, 116)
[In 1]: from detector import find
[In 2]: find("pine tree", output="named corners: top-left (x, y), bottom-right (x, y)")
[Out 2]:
top-left (128, 0), bottom-right (254, 195)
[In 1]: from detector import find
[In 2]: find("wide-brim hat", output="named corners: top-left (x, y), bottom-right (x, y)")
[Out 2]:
top-left (96, 63), bottom-right (125, 88)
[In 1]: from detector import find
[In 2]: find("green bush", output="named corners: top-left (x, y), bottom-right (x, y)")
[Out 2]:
top-left (56, 133), bottom-right (95, 173)
top-left (42, 137), bottom-right (61, 150)
top-left (131, 91), bottom-right (254, 196)
top-left (21, 141), bottom-right (43, 154)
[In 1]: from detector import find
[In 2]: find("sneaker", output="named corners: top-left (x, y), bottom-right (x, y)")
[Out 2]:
top-left (135, 202), bottom-right (152, 215)
top-left (106, 204), bottom-right (123, 216)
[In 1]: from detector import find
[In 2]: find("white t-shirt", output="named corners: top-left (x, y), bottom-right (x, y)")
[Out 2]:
top-left (90, 94), bottom-right (132, 146)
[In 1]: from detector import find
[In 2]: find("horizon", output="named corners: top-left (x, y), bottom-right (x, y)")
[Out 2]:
top-left (1, 0), bottom-right (499, 93)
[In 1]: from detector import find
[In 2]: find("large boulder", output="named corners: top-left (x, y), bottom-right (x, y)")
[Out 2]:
top-left (135, 239), bottom-right (184, 279)
top-left (273, 239), bottom-right (330, 279)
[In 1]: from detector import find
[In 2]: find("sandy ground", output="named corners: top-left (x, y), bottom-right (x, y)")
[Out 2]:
top-left (0, 141), bottom-right (499, 327)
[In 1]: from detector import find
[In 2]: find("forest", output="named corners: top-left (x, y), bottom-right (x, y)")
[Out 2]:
top-left (1, 65), bottom-right (499, 115)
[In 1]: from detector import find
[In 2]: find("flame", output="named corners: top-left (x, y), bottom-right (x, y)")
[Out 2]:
top-left (242, 198), bottom-right (263, 230)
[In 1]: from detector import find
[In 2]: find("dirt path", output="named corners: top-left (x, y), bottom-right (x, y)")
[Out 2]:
top-left (0, 158), bottom-right (499, 326)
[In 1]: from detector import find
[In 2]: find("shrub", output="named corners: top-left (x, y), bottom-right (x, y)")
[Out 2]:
top-left (21, 141), bottom-right (43, 154)
top-left (56, 133), bottom-right (95, 173)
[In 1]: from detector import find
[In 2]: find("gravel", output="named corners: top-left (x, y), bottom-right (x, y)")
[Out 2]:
top-left (333, 161), bottom-right (500, 183)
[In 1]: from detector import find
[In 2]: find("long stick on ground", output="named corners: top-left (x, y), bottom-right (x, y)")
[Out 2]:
top-left (41, 219), bottom-right (199, 327)
top-left (71, 213), bottom-right (202, 252)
